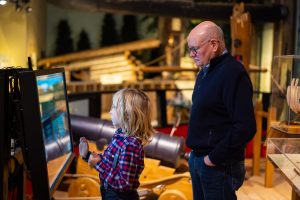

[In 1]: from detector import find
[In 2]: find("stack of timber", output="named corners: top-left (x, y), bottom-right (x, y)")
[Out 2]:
top-left (55, 51), bottom-right (140, 83)
top-left (67, 79), bottom-right (178, 94)
top-left (89, 52), bottom-right (137, 82)
top-left (37, 38), bottom-right (161, 82)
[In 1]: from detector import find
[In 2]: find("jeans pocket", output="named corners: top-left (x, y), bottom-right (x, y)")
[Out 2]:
top-left (227, 161), bottom-right (246, 191)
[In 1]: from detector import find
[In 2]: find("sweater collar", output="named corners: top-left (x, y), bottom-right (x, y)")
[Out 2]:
top-left (210, 51), bottom-right (230, 66)
top-left (199, 51), bottom-right (230, 76)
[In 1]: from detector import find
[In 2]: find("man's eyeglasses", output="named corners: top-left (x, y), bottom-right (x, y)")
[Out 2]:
top-left (187, 39), bottom-right (219, 56)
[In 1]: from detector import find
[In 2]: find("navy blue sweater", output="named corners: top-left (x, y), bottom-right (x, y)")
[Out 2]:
top-left (186, 52), bottom-right (256, 165)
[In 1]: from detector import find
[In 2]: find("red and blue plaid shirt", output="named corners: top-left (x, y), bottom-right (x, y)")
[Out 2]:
top-left (95, 128), bottom-right (144, 191)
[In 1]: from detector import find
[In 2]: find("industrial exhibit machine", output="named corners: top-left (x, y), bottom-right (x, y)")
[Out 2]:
top-left (66, 114), bottom-right (192, 200)
top-left (0, 67), bottom-right (192, 200)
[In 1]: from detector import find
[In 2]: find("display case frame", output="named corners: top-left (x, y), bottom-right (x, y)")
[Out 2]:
top-left (267, 137), bottom-right (300, 198)
top-left (270, 55), bottom-right (300, 134)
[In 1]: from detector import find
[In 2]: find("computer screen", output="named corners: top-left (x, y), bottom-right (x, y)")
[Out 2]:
top-left (36, 69), bottom-right (74, 191)
top-left (18, 68), bottom-right (74, 199)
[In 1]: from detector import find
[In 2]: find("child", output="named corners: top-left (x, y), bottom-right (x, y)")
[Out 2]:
top-left (79, 88), bottom-right (155, 200)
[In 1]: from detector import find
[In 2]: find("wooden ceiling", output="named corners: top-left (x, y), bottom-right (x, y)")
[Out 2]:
top-left (47, 0), bottom-right (288, 22)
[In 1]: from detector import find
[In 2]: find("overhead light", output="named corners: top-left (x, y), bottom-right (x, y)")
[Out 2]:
top-left (0, 0), bottom-right (7, 5)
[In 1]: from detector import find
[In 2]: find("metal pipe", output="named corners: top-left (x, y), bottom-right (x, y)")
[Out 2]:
top-left (70, 114), bottom-right (186, 168)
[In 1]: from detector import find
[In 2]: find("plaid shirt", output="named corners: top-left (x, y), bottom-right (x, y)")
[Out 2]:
top-left (95, 128), bottom-right (144, 191)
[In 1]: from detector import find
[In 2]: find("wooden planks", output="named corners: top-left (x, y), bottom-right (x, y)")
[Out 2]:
top-left (66, 80), bottom-right (179, 94)
top-left (38, 38), bottom-right (161, 67)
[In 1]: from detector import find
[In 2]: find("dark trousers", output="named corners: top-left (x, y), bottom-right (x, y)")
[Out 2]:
top-left (100, 185), bottom-right (139, 200)
top-left (188, 151), bottom-right (245, 200)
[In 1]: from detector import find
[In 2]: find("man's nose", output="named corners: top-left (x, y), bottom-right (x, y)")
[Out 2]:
top-left (189, 51), bottom-right (195, 57)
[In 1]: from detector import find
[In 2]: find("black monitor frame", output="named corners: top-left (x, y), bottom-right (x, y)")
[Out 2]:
top-left (18, 68), bottom-right (74, 199)
top-left (0, 70), bottom-right (9, 200)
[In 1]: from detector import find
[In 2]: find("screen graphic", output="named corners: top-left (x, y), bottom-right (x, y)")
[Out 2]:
top-left (36, 72), bottom-right (73, 190)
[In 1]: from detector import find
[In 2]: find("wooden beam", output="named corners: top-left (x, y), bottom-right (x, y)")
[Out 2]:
top-left (48, 1), bottom-right (288, 22)
top-left (138, 66), bottom-right (198, 73)
top-left (55, 53), bottom-right (127, 71)
top-left (265, 159), bottom-right (275, 187)
top-left (248, 64), bottom-right (268, 73)
top-left (38, 38), bottom-right (160, 67)
top-left (252, 101), bottom-right (263, 176)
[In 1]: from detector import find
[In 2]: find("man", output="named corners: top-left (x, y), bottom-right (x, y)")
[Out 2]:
top-left (186, 21), bottom-right (256, 200)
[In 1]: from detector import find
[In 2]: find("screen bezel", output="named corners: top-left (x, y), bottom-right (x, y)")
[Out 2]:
top-left (18, 68), bottom-right (74, 199)
top-left (0, 70), bottom-right (7, 200)
top-left (35, 68), bottom-right (75, 195)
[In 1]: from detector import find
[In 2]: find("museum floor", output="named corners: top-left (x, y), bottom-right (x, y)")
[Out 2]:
top-left (53, 158), bottom-right (291, 200)
top-left (237, 158), bottom-right (291, 200)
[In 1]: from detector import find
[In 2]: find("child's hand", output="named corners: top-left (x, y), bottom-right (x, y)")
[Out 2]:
top-left (79, 137), bottom-right (89, 158)
top-left (88, 152), bottom-right (101, 168)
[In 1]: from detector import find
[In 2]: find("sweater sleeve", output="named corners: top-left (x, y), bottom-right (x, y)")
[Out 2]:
top-left (209, 69), bottom-right (257, 165)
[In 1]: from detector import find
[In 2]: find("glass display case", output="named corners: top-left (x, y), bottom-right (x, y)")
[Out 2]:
top-left (267, 138), bottom-right (300, 169)
top-left (267, 138), bottom-right (300, 197)
top-left (271, 55), bottom-right (300, 134)
top-left (267, 55), bottom-right (300, 194)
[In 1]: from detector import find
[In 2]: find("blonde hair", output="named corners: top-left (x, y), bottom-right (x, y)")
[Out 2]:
top-left (112, 88), bottom-right (155, 144)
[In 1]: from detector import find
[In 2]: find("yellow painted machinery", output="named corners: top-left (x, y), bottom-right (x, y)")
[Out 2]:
top-left (53, 115), bottom-right (192, 200)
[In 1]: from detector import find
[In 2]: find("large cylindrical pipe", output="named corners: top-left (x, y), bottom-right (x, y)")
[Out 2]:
top-left (70, 114), bottom-right (115, 143)
top-left (70, 115), bottom-right (185, 168)
top-left (144, 132), bottom-right (185, 168)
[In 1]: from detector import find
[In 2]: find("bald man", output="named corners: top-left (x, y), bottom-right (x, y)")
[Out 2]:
top-left (186, 21), bottom-right (256, 200)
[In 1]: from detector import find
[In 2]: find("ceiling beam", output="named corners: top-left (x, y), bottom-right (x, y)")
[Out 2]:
top-left (48, 0), bottom-right (288, 22)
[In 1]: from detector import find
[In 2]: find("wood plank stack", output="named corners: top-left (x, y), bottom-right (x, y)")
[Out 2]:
top-left (48, 51), bottom-right (140, 83)
top-left (66, 79), bottom-right (178, 94)
top-left (89, 52), bottom-right (138, 82)
top-left (37, 38), bottom-right (162, 83)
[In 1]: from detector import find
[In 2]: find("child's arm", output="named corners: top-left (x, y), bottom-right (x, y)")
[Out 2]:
top-left (88, 152), bottom-right (101, 167)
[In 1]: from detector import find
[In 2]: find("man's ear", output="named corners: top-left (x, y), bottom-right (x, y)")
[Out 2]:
top-left (211, 40), bottom-right (219, 52)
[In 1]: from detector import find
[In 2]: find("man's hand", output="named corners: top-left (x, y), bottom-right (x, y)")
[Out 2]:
top-left (79, 137), bottom-right (89, 158)
top-left (204, 155), bottom-right (215, 167)
top-left (88, 152), bottom-right (101, 168)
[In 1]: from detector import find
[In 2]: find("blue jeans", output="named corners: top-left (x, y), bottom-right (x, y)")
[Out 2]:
top-left (100, 186), bottom-right (139, 200)
top-left (188, 151), bottom-right (245, 200)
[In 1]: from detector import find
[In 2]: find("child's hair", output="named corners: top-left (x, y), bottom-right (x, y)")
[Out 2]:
top-left (112, 88), bottom-right (155, 144)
